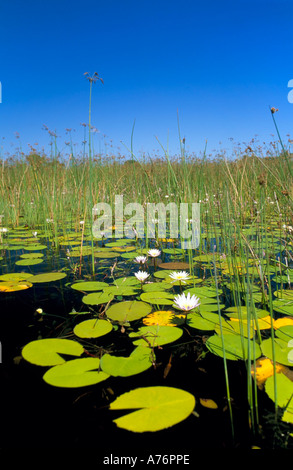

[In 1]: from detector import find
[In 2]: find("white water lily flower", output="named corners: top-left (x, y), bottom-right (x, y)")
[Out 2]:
top-left (32, 231), bottom-right (38, 237)
top-left (147, 249), bottom-right (161, 258)
top-left (173, 292), bottom-right (201, 312)
top-left (134, 271), bottom-right (150, 282)
top-left (134, 256), bottom-right (147, 264)
top-left (0, 227), bottom-right (8, 233)
top-left (169, 271), bottom-right (191, 284)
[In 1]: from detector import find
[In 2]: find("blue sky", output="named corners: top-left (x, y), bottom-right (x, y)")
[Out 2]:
top-left (0, 0), bottom-right (292, 159)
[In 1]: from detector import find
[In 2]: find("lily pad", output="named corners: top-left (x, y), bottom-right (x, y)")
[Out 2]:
top-left (0, 281), bottom-right (33, 292)
top-left (28, 272), bottom-right (67, 283)
top-left (73, 319), bottom-right (113, 338)
top-left (140, 291), bottom-right (175, 305)
top-left (106, 300), bottom-right (152, 322)
top-left (82, 291), bottom-right (114, 305)
top-left (100, 347), bottom-right (153, 377)
top-left (15, 258), bottom-right (44, 266)
top-left (0, 273), bottom-right (33, 282)
top-left (129, 325), bottom-right (183, 347)
top-left (43, 357), bottom-right (109, 388)
top-left (110, 386), bottom-right (195, 432)
top-left (206, 334), bottom-right (262, 361)
top-left (24, 244), bottom-right (47, 251)
top-left (157, 262), bottom-right (190, 270)
top-left (21, 338), bottom-right (84, 366)
top-left (265, 373), bottom-right (293, 413)
top-left (71, 281), bottom-right (109, 292)
top-left (261, 338), bottom-right (293, 366)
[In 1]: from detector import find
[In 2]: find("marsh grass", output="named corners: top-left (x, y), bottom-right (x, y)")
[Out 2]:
top-left (1, 123), bottom-right (293, 447)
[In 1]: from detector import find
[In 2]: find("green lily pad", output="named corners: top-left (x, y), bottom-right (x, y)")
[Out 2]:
top-left (19, 253), bottom-right (44, 259)
top-left (95, 252), bottom-right (119, 258)
top-left (28, 272), bottom-right (67, 283)
top-left (142, 281), bottom-right (173, 292)
top-left (21, 338), bottom-right (84, 366)
top-left (275, 325), bottom-right (293, 342)
top-left (106, 300), bottom-right (152, 322)
top-left (100, 347), bottom-right (153, 377)
top-left (140, 291), bottom-right (175, 305)
top-left (206, 334), bottom-right (262, 361)
top-left (261, 338), bottom-right (293, 366)
top-left (273, 298), bottom-right (293, 316)
top-left (113, 276), bottom-right (141, 286)
top-left (110, 386), bottom-right (195, 432)
top-left (82, 291), bottom-right (114, 305)
top-left (265, 373), bottom-right (293, 412)
top-left (103, 286), bottom-right (139, 296)
top-left (15, 258), bottom-right (44, 266)
top-left (0, 273), bottom-right (33, 282)
top-left (187, 312), bottom-right (219, 331)
top-left (71, 281), bottom-right (109, 292)
top-left (43, 357), bottom-right (109, 388)
top-left (129, 325), bottom-right (183, 347)
top-left (73, 319), bottom-right (113, 338)
top-left (24, 244), bottom-right (47, 251)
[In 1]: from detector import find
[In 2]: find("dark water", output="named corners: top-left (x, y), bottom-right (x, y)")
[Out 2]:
top-left (0, 240), bottom-right (291, 461)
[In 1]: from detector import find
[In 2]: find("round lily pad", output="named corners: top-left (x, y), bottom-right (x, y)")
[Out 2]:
top-left (15, 258), bottom-right (44, 266)
top-left (71, 281), bottom-right (109, 292)
top-left (43, 357), bottom-right (109, 388)
top-left (21, 338), bottom-right (84, 366)
top-left (129, 325), bottom-right (183, 347)
top-left (73, 319), bottom-right (113, 338)
top-left (106, 300), bottom-right (152, 322)
top-left (29, 272), bottom-right (67, 283)
top-left (0, 281), bottom-right (33, 292)
top-left (82, 291), bottom-right (114, 305)
top-left (140, 291), bottom-right (175, 305)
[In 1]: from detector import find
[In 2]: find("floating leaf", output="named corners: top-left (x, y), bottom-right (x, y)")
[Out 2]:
top-left (24, 244), bottom-right (47, 250)
top-left (142, 282), bottom-right (173, 292)
top-left (129, 325), bottom-right (183, 347)
top-left (273, 298), bottom-right (293, 316)
top-left (199, 398), bottom-right (218, 409)
top-left (15, 258), bottom-right (43, 266)
top-left (206, 334), bottom-right (262, 361)
top-left (157, 262), bottom-right (190, 270)
top-left (21, 338), bottom-right (84, 366)
top-left (187, 312), bottom-right (218, 331)
top-left (82, 291), bottom-right (114, 305)
top-left (19, 253), bottom-right (44, 259)
top-left (29, 272), bottom-right (67, 283)
top-left (251, 357), bottom-right (284, 388)
top-left (103, 285), bottom-right (139, 296)
top-left (142, 310), bottom-right (185, 327)
top-left (73, 319), bottom-right (113, 338)
top-left (261, 338), bottom-right (293, 366)
top-left (43, 357), bottom-right (109, 388)
top-left (140, 291), bottom-right (174, 305)
top-left (0, 273), bottom-right (33, 282)
top-left (94, 252), bottom-right (119, 258)
top-left (106, 301), bottom-right (152, 323)
top-left (0, 281), bottom-right (33, 292)
top-left (265, 373), bottom-right (293, 413)
top-left (100, 347), bottom-right (153, 377)
top-left (71, 281), bottom-right (109, 292)
top-left (275, 325), bottom-right (293, 342)
top-left (110, 386), bottom-right (195, 432)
